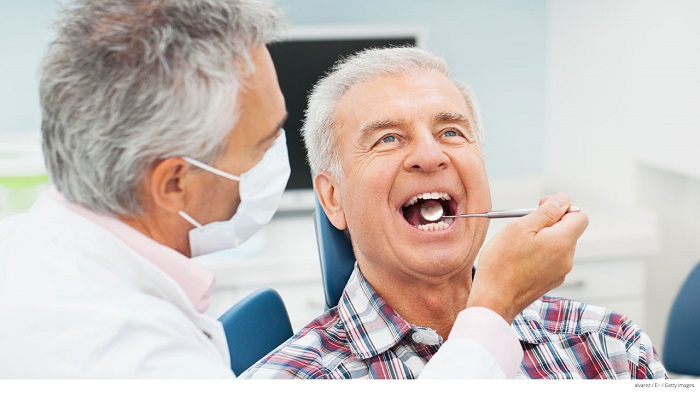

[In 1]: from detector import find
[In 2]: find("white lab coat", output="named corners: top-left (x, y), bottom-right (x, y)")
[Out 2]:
top-left (0, 192), bottom-right (516, 379)
top-left (0, 193), bottom-right (234, 378)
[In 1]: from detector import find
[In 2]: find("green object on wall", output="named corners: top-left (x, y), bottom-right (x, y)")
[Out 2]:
top-left (0, 174), bottom-right (49, 189)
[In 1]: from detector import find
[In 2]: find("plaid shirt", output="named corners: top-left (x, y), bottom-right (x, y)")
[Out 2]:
top-left (241, 266), bottom-right (667, 379)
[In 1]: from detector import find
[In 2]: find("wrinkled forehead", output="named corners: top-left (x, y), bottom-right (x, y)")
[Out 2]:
top-left (333, 70), bottom-right (475, 141)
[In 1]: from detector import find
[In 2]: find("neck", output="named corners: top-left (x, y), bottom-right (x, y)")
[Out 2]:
top-left (359, 263), bottom-right (473, 340)
top-left (120, 206), bottom-right (191, 257)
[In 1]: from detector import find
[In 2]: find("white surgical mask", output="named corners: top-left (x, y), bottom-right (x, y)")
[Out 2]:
top-left (178, 131), bottom-right (290, 257)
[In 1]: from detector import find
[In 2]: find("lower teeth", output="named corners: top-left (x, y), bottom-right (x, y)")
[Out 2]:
top-left (416, 218), bottom-right (454, 231)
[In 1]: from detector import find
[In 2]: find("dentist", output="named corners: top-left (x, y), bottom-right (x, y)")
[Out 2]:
top-left (0, 0), bottom-right (585, 378)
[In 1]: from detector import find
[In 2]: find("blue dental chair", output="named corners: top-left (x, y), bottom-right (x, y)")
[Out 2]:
top-left (218, 287), bottom-right (294, 375)
top-left (312, 198), bottom-right (356, 310)
top-left (662, 261), bottom-right (700, 377)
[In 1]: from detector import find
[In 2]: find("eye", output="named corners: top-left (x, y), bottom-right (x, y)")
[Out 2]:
top-left (379, 134), bottom-right (398, 144)
top-left (444, 130), bottom-right (459, 137)
top-left (371, 132), bottom-right (403, 150)
top-left (441, 128), bottom-right (465, 138)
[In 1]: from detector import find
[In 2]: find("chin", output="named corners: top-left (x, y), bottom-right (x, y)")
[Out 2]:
top-left (405, 252), bottom-right (473, 278)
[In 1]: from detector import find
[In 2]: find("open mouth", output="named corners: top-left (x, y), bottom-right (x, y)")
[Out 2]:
top-left (401, 192), bottom-right (457, 232)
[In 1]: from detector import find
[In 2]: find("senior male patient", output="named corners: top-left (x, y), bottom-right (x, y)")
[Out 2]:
top-left (241, 47), bottom-right (667, 379)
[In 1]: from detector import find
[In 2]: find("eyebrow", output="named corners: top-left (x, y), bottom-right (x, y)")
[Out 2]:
top-left (358, 119), bottom-right (406, 138)
top-left (358, 111), bottom-right (472, 138)
top-left (434, 111), bottom-right (471, 125)
top-left (258, 113), bottom-right (288, 147)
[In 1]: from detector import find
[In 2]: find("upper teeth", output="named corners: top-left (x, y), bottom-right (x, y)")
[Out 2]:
top-left (403, 192), bottom-right (451, 207)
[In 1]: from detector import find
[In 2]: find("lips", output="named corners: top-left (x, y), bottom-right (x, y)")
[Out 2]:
top-left (401, 191), bottom-right (457, 231)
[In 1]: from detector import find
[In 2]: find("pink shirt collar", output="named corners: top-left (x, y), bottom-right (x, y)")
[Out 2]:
top-left (48, 188), bottom-right (215, 313)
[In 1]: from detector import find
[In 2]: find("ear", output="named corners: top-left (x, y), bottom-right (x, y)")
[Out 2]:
top-left (314, 171), bottom-right (347, 231)
top-left (148, 157), bottom-right (191, 213)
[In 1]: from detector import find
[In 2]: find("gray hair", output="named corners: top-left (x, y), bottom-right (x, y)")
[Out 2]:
top-left (40, 0), bottom-right (284, 215)
top-left (302, 46), bottom-right (484, 180)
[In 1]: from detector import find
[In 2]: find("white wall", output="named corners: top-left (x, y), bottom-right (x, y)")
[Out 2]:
top-left (547, 0), bottom-right (700, 356)
top-left (547, 0), bottom-right (700, 205)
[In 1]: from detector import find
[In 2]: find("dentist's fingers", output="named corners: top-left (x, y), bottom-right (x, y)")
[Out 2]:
top-left (539, 203), bottom-right (589, 241)
top-left (521, 192), bottom-right (570, 232)
top-left (536, 193), bottom-right (589, 240)
top-left (530, 192), bottom-right (589, 243)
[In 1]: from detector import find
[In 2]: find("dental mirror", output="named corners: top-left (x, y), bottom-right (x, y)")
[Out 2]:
top-left (418, 200), bottom-right (444, 222)
top-left (419, 201), bottom-right (581, 222)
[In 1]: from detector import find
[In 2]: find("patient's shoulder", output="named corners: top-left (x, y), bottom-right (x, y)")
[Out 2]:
top-left (516, 295), bottom-right (640, 340)
top-left (513, 296), bottom-right (666, 379)
top-left (240, 307), bottom-right (354, 379)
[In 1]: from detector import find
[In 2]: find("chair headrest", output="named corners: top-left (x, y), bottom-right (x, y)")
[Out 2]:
top-left (312, 197), bottom-right (356, 310)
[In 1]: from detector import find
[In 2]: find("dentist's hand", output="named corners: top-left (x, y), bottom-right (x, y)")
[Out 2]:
top-left (467, 192), bottom-right (589, 324)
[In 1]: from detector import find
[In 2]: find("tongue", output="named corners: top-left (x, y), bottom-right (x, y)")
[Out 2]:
top-left (402, 202), bottom-right (424, 226)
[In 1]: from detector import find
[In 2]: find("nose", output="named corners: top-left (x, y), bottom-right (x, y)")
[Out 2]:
top-left (403, 130), bottom-right (449, 173)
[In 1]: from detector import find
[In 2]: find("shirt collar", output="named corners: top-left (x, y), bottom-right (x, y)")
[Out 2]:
top-left (337, 263), bottom-right (550, 352)
top-left (48, 187), bottom-right (215, 313)
top-left (336, 265), bottom-right (415, 360)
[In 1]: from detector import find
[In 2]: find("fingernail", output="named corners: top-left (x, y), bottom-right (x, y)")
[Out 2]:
top-left (551, 192), bottom-right (568, 209)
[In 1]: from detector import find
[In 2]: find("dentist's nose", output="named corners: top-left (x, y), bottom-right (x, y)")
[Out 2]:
top-left (403, 131), bottom-right (449, 173)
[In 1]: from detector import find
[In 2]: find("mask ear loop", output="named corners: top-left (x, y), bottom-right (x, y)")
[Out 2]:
top-left (178, 211), bottom-right (203, 228)
top-left (177, 157), bottom-right (242, 229)
top-left (182, 157), bottom-right (242, 181)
